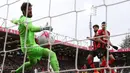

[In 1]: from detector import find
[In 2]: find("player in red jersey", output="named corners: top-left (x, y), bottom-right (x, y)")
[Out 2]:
top-left (97, 22), bottom-right (118, 73)
top-left (87, 23), bottom-right (118, 73)
top-left (87, 24), bottom-right (111, 73)
top-left (86, 24), bottom-right (100, 73)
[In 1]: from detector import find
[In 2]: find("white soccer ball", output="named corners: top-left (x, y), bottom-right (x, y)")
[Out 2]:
top-left (37, 31), bottom-right (55, 45)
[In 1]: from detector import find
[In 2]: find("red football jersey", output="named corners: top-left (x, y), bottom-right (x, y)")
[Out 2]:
top-left (96, 29), bottom-right (110, 49)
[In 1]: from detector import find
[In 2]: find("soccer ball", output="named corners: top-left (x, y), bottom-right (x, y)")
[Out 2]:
top-left (37, 31), bottom-right (55, 45)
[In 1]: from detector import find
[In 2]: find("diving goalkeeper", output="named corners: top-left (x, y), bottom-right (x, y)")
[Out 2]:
top-left (11, 2), bottom-right (59, 73)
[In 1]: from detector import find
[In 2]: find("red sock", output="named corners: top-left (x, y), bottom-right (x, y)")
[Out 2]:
top-left (111, 69), bottom-right (116, 73)
top-left (100, 59), bottom-right (115, 67)
top-left (100, 60), bottom-right (106, 67)
top-left (109, 59), bottom-right (115, 65)
top-left (100, 60), bottom-right (105, 73)
top-left (88, 58), bottom-right (95, 68)
top-left (90, 63), bottom-right (96, 68)
top-left (100, 69), bottom-right (104, 73)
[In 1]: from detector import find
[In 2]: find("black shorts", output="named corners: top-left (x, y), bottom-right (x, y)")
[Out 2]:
top-left (89, 48), bottom-right (110, 59)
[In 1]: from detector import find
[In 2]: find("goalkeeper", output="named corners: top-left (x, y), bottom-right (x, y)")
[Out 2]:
top-left (11, 2), bottom-right (59, 73)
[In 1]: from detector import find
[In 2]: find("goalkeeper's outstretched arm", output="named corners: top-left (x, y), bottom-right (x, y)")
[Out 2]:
top-left (11, 19), bottom-right (41, 32)
top-left (11, 19), bottom-right (53, 32)
top-left (11, 20), bottom-right (19, 25)
top-left (27, 23), bottom-right (53, 32)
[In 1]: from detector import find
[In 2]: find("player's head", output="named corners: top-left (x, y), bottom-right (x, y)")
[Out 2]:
top-left (21, 2), bottom-right (32, 18)
top-left (93, 24), bottom-right (99, 33)
top-left (101, 22), bottom-right (107, 30)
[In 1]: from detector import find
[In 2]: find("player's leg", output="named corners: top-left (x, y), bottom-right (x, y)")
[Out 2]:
top-left (100, 53), bottom-right (115, 67)
top-left (102, 55), bottom-right (115, 73)
top-left (96, 48), bottom-right (107, 73)
top-left (100, 56), bottom-right (106, 73)
top-left (87, 54), bottom-right (95, 68)
top-left (109, 54), bottom-right (115, 65)
top-left (87, 51), bottom-right (99, 73)
top-left (100, 50), bottom-right (116, 73)
top-left (40, 47), bottom-right (59, 73)
top-left (15, 58), bottom-right (37, 73)
top-left (100, 56), bottom-right (106, 67)
top-left (109, 54), bottom-right (116, 73)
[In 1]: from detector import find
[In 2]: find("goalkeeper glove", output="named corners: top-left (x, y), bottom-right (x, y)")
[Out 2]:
top-left (41, 26), bottom-right (53, 31)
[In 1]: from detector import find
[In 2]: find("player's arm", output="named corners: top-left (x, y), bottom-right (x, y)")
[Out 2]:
top-left (20, 18), bottom-right (41, 32)
top-left (27, 23), bottom-right (53, 32)
top-left (11, 19), bottom-right (19, 25)
top-left (21, 17), bottom-right (52, 32)
top-left (87, 36), bottom-right (105, 43)
top-left (87, 37), bottom-right (95, 41)
top-left (96, 30), bottom-right (108, 44)
top-left (98, 30), bottom-right (110, 38)
top-left (87, 36), bottom-right (106, 44)
top-left (11, 19), bottom-right (41, 32)
top-left (96, 37), bottom-right (106, 44)
top-left (27, 23), bottom-right (42, 32)
top-left (102, 31), bottom-right (118, 49)
top-left (98, 30), bottom-right (118, 50)
top-left (86, 37), bottom-right (103, 43)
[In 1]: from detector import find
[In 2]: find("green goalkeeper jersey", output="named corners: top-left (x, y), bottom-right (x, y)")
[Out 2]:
top-left (18, 15), bottom-right (41, 52)
top-left (12, 16), bottom-right (59, 73)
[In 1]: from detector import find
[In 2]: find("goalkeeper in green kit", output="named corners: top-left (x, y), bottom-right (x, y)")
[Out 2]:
top-left (11, 2), bottom-right (59, 73)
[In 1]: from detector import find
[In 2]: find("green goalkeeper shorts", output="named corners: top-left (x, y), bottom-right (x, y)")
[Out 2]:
top-left (22, 44), bottom-right (50, 60)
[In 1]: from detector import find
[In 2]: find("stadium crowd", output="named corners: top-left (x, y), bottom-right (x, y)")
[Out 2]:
top-left (0, 52), bottom-right (130, 73)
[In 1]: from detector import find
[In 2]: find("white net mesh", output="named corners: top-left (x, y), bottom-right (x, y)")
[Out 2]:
top-left (0, 0), bottom-right (130, 73)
